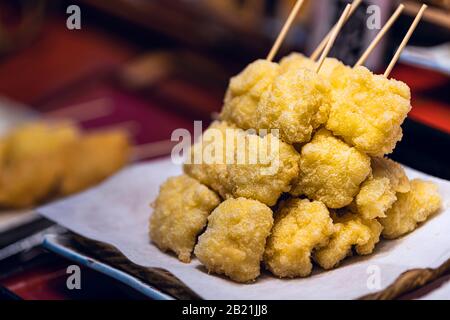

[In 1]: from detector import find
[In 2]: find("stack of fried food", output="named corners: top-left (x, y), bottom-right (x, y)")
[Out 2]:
top-left (150, 53), bottom-right (442, 283)
top-left (0, 121), bottom-right (130, 209)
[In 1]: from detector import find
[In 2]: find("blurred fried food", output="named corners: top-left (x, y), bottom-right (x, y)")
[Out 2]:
top-left (0, 154), bottom-right (62, 208)
top-left (194, 198), bottom-right (273, 282)
top-left (264, 198), bottom-right (334, 278)
top-left (150, 175), bottom-right (220, 263)
top-left (0, 121), bottom-right (130, 209)
top-left (60, 130), bottom-right (130, 195)
top-left (3, 121), bottom-right (80, 163)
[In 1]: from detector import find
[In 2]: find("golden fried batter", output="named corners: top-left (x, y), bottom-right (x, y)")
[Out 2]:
top-left (279, 52), bottom-right (317, 74)
top-left (4, 121), bottom-right (80, 163)
top-left (0, 122), bottom-right (78, 208)
top-left (194, 198), bottom-right (273, 282)
top-left (150, 175), bottom-right (220, 263)
top-left (184, 121), bottom-right (300, 206)
top-left (220, 59), bottom-right (279, 130)
top-left (0, 154), bottom-right (62, 208)
top-left (60, 130), bottom-right (130, 195)
top-left (0, 140), bottom-right (5, 167)
top-left (256, 67), bottom-right (331, 144)
top-left (314, 212), bottom-right (383, 269)
top-left (371, 157), bottom-right (410, 193)
top-left (264, 198), bottom-right (334, 278)
top-left (291, 129), bottom-right (371, 208)
top-left (325, 65), bottom-right (411, 156)
top-left (380, 179), bottom-right (442, 239)
top-left (355, 177), bottom-right (397, 219)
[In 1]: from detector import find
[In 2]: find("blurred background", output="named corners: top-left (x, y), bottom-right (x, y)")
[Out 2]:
top-left (0, 0), bottom-right (449, 299)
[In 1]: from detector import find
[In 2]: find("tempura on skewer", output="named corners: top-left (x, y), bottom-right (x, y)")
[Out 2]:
top-left (290, 128), bottom-right (371, 209)
top-left (314, 210), bottom-right (383, 270)
top-left (194, 198), bottom-right (274, 283)
top-left (380, 179), bottom-right (442, 239)
top-left (184, 121), bottom-right (300, 207)
top-left (264, 198), bottom-right (334, 278)
top-left (150, 175), bottom-right (220, 263)
top-left (148, 3), bottom-right (443, 283)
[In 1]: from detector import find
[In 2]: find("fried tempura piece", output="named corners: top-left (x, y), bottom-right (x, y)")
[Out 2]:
top-left (371, 157), bottom-right (410, 193)
top-left (220, 59), bottom-right (279, 130)
top-left (264, 198), bottom-right (334, 278)
top-left (256, 67), bottom-right (331, 144)
top-left (280, 54), bottom-right (347, 80)
top-left (0, 155), bottom-right (62, 208)
top-left (184, 121), bottom-right (300, 206)
top-left (4, 121), bottom-right (80, 162)
top-left (0, 140), bottom-right (5, 167)
top-left (279, 52), bottom-right (317, 74)
top-left (325, 65), bottom-right (412, 156)
top-left (150, 175), bottom-right (220, 263)
top-left (0, 122), bottom-right (77, 208)
top-left (352, 158), bottom-right (410, 219)
top-left (194, 198), bottom-right (273, 282)
top-left (291, 129), bottom-right (371, 208)
top-left (380, 179), bottom-right (442, 239)
top-left (355, 177), bottom-right (397, 219)
top-left (314, 212), bottom-right (383, 269)
top-left (60, 130), bottom-right (130, 195)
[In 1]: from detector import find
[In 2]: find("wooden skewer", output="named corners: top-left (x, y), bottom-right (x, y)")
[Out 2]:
top-left (384, 4), bottom-right (427, 78)
top-left (355, 4), bottom-right (405, 67)
top-left (315, 4), bottom-right (352, 73)
top-left (44, 98), bottom-right (114, 123)
top-left (131, 139), bottom-right (177, 162)
top-left (266, 0), bottom-right (305, 62)
top-left (310, 0), bottom-right (362, 61)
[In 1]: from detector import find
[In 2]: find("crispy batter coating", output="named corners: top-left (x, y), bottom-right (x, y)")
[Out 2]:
top-left (60, 130), bottom-right (130, 195)
top-left (150, 175), bottom-right (220, 263)
top-left (355, 177), bottom-right (397, 219)
top-left (380, 179), bottom-right (442, 239)
top-left (0, 155), bottom-right (62, 208)
top-left (371, 157), bottom-right (410, 193)
top-left (220, 59), bottom-right (279, 130)
top-left (194, 198), bottom-right (274, 282)
top-left (325, 65), bottom-right (412, 156)
top-left (264, 198), bottom-right (334, 278)
top-left (0, 140), bottom-right (5, 167)
top-left (184, 121), bottom-right (300, 206)
top-left (279, 52), bottom-right (317, 74)
top-left (280, 54), bottom-right (347, 79)
top-left (0, 122), bottom-right (78, 208)
top-left (256, 67), bottom-right (331, 144)
top-left (314, 212), bottom-right (383, 269)
top-left (291, 129), bottom-right (371, 208)
top-left (3, 121), bottom-right (80, 162)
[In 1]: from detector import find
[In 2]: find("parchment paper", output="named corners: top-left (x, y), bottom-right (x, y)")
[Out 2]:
top-left (38, 157), bottom-right (450, 300)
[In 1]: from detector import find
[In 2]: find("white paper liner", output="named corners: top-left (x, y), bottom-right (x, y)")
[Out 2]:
top-left (38, 157), bottom-right (450, 299)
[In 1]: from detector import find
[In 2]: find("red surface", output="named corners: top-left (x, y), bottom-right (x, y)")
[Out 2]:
top-left (0, 254), bottom-right (143, 300)
top-left (390, 64), bottom-right (450, 134)
top-left (0, 17), bottom-right (136, 105)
